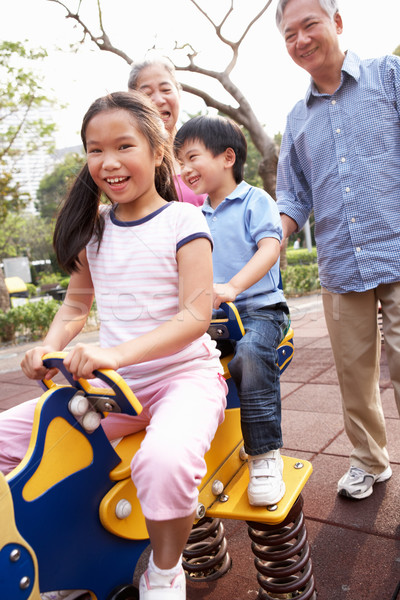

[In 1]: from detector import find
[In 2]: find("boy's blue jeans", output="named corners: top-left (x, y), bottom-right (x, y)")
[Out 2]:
top-left (227, 304), bottom-right (290, 456)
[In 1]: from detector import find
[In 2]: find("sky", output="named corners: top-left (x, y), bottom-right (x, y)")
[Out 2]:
top-left (2, 0), bottom-right (400, 148)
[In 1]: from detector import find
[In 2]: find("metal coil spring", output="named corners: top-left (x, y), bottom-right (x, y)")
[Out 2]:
top-left (182, 516), bottom-right (232, 581)
top-left (247, 495), bottom-right (317, 599)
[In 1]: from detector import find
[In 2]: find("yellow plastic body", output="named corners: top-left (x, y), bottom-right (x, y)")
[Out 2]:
top-left (0, 473), bottom-right (41, 600)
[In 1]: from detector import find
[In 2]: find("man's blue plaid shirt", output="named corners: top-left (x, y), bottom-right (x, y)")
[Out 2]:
top-left (277, 50), bottom-right (400, 293)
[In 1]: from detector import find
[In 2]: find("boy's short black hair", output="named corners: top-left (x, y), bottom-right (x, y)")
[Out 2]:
top-left (174, 115), bottom-right (247, 184)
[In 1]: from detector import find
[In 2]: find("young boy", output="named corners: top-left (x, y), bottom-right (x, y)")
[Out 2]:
top-left (174, 115), bottom-right (290, 506)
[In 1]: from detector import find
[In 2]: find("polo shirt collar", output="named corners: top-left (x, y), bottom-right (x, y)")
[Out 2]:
top-left (202, 180), bottom-right (249, 213)
top-left (305, 49), bottom-right (361, 105)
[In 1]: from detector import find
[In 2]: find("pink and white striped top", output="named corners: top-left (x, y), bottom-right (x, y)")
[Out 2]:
top-left (86, 201), bottom-right (222, 390)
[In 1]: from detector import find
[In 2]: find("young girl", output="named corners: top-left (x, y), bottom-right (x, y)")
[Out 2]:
top-left (1, 91), bottom-right (227, 600)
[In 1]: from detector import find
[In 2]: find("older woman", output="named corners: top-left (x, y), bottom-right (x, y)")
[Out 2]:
top-left (128, 57), bottom-right (206, 207)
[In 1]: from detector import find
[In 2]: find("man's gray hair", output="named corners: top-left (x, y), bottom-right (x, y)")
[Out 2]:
top-left (276, 0), bottom-right (339, 32)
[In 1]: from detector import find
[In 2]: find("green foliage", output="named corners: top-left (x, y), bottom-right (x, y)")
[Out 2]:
top-left (0, 298), bottom-right (61, 343)
top-left (282, 246), bottom-right (319, 296)
top-left (26, 283), bottom-right (37, 298)
top-left (282, 264), bottom-right (320, 297)
top-left (0, 212), bottom-right (54, 262)
top-left (59, 276), bottom-right (70, 289)
top-left (0, 40), bottom-right (58, 220)
top-left (36, 152), bottom-right (85, 219)
top-left (274, 132), bottom-right (282, 148)
top-left (286, 247), bottom-right (318, 265)
top-left (243, 129), bottom-right (263, 187)
top-left (0, 297), bottom-right (99, 344)
top-left (36, 272), bottom-right (62, 287)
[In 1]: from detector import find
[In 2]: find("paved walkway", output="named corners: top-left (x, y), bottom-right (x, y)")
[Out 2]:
top-left (0, 294), bottom-right (399, 600)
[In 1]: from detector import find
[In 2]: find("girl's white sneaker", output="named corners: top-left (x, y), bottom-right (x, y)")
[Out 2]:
top-left (40, 592), bottom-right (89, 600)
top-left (139, 567), bottom-right (186, 599)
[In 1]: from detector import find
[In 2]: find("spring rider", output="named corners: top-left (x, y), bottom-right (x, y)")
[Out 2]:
top-left (0, 302), bottom-right (316, 599)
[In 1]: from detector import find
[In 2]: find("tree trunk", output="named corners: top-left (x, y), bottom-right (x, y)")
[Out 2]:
top-left (0, 271), bottom-right (10, 312)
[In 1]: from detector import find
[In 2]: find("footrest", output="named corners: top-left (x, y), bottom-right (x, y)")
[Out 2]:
top-left (201, 453), bottom-right (312, 525)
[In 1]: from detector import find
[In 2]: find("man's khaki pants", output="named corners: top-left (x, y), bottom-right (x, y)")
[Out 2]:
top-left (322, 283), bottom-right (400, 474)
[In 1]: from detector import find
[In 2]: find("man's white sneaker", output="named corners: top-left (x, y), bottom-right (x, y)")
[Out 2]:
top-left (139, 567), bottom-right (186, 599)
top-left (247, 449), bottom-right (285, 506)
top-left (337, 465), bottom-right (392, 499)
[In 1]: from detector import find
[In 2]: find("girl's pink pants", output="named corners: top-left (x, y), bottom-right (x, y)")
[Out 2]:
top-left (0, 369), bottom-right (227, 521)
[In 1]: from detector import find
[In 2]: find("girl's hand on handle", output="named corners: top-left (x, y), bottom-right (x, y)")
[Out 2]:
top-left (63, 344), bottom-right (120, 381)
top-left (21, 345), bottom-right (59, 381)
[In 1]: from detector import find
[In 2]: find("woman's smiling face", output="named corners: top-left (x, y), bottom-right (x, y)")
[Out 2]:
top-left (134, 64), bottom-right (181, 135)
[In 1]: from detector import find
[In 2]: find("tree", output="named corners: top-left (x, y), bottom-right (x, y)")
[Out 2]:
top-left (0, 213), bottom-right (53, 264)
top-left (47, 0), bottom-right (278, 197)
top-left (0, 213), bottom-right (54, 311)
top-left (0, 41), bottom-right (58, 311)
top-left (36, 152), bottom-right (85, 220)
top-left (0, 41), bottom-right (58, 218)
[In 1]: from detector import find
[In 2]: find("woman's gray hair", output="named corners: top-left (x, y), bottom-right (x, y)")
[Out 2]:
top-left (276, 0), bottom-right (339, 32)
top-left (127, 56), bottom-right (181, 91)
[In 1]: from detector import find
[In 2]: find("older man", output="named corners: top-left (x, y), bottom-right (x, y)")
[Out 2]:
top-left (275, 0), bottom-right (400, 499)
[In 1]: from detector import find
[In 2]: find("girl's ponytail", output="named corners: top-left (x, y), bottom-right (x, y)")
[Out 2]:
top-left (53, 164), bottom-right (103, 273)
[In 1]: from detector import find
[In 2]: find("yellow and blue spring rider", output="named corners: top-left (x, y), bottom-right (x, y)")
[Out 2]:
top-left (0, 302), bottom-right (316, 600)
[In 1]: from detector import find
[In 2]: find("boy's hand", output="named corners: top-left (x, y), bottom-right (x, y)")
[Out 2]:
top-left (213, 283), bottom-right (238, 309)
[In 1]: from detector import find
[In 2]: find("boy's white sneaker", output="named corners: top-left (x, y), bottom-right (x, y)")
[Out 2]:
top-left (247, 449), bottom-right (285, 506)
top-left (139, 567), bottom-right (186, 600)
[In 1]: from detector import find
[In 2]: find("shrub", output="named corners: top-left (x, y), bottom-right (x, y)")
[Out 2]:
top-left (0, 299), bottom-right (61, 343)
top-left (36, 272), bottom-right (61, 287)
top-left (0, 297), bottom-right (99, 344)
top-left (286, 247), bottom-right (318, 265)
top-left (59, 276), bottom-right (70, 289)
top-left (282, 264), bottom-right (320, 297)
top-left (26, 283), bottom-right (38, 298)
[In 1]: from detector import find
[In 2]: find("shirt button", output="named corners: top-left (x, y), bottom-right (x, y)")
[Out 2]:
top-left (336, 128), bottom-right (341, 133)
top-left (212, 216), bottom-right (217, 221)
top-left (356, 247), bottom-right (361, 252)
top-left (341, 157), bottom-right (346, 163)
top-left (331, 100), bottom-right (336, 105)
top-left (351, 217), bottom-right (356, 223)
top-left (345, 187), bottom-right (350, 192)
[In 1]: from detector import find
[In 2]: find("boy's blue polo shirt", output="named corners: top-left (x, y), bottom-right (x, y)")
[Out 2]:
top-left (202, 180), bottom-right (286, 312)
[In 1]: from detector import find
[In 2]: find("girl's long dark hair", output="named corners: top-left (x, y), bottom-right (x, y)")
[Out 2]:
top-left (53, 91), bottom-right (178, 273)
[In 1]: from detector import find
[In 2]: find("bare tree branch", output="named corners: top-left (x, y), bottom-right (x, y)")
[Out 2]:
top-left (236, 1), bottom-right (273, 46)
top-left (47, 0), bottom-right (134, 64)
top-left (189, 0), bottom-right (235, 49)
top-left (46, 0), bottom-right (278, 196)
top-left (188, 0), bottom-right (273, 75)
